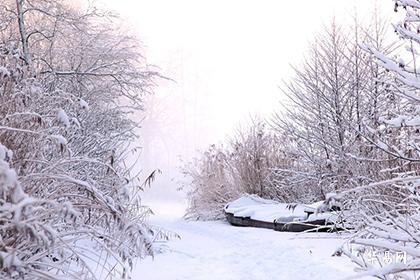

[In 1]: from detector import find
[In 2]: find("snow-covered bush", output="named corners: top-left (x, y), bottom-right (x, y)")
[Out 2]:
top-left (337, 177), bottom-right (419, 279)
top-left (183, 144), bottom-right (234, 220)
top-left (183, 118), bottom-right (290, 220)
top-left (0, 1), bottom-right (161, 279)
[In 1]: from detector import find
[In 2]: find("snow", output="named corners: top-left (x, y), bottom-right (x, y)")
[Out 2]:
top-left (0, 143), bottom-right (12, 161)
top-left (405, 115), bottom-right (420, 126)
top-left (0, 144), bottom-right (17, 187)
top-left (224, 194), bottom-right (337, 223)
top-left (0, 251), bottom-right (21, 271)
top-left (0, 164), bottom-right (17, 187)
top-left (0, 66), bottom-right (10, 78)
top-left (51, 134), bottom-right (68, 145)
top-left (57, 109), bottom-right (70, 127)
top-left (79, 98), bottom-right (89, 110)
top-left (306, 212), bottom-right (338, 224)
top-left (377, 140), bottom-right (388, 150)
top-left (379, 115), bottom-right (420, 127)
top-left (71, 117), bottom-right (81, 128)
top-left (11, 184), bottom-right (28, 204)
top-left (224, 194), bottom-right (308, 222)
top-left (304, 200), bottom-right (325, 213)
top-left (131, 204), bottom-right (371, 280)
top-left (398, 57), bottom-right (405, 68)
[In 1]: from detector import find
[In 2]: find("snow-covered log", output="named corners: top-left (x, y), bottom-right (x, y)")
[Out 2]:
top-left (224, 194), bottom-right (341, 232)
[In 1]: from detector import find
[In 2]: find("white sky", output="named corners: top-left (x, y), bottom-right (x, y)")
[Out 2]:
top-left (101, 0), bottom-right (394, 204)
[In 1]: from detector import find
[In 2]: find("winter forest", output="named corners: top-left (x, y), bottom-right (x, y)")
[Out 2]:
top-left (0, 0), bottom-right (419, 279)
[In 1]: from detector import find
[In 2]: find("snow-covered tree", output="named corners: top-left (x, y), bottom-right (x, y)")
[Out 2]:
top-left (271, 16), bottom-right (394, 202)
top-left (339, 1), bottom-right (420, 278)
top-left (0, 1), bottom-right (163, 279)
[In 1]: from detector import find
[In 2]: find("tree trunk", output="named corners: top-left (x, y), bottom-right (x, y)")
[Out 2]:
top-left (16, 0), bottom-right (31, 68)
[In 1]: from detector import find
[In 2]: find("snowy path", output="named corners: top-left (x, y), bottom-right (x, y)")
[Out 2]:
top-left (132, 209), bottom-right (363, 280)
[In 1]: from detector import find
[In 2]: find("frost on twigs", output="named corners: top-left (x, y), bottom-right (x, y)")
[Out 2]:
top-left (50, 134), bottom-right (68, 153)
top-left (340, 1), bottom-right (420, 278)
top-left (0, 0), bottom-right (162, 278)
top-left (339, 177), bottom-right (420, 279)
top-left (79, 98), bottom-right (89, 110)
top-left (57, 109), bottom-right (70, 128)
top-left (182, 118), bottom-right (288, 220)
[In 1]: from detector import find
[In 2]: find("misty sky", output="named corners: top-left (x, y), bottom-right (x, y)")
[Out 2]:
top-left (101, 0), bottom-right (394, 206)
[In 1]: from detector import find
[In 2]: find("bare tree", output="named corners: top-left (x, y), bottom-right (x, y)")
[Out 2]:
top-left (339, 1), bottom-right (420, 278)
top-left (271, 16), bottom-right (393, 202)
top-left (0, 1), bottom-right (164, 279)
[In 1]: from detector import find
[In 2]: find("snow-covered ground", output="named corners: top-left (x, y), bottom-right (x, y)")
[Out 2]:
top-left (132, 202), bottom-right (366, 280)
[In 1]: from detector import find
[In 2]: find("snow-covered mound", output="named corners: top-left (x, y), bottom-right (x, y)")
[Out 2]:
top-left (224, 194), bottom-right (337, 224)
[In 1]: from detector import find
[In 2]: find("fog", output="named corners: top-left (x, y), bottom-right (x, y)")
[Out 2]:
top-left (102, 0), bottom-right (393, 214)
